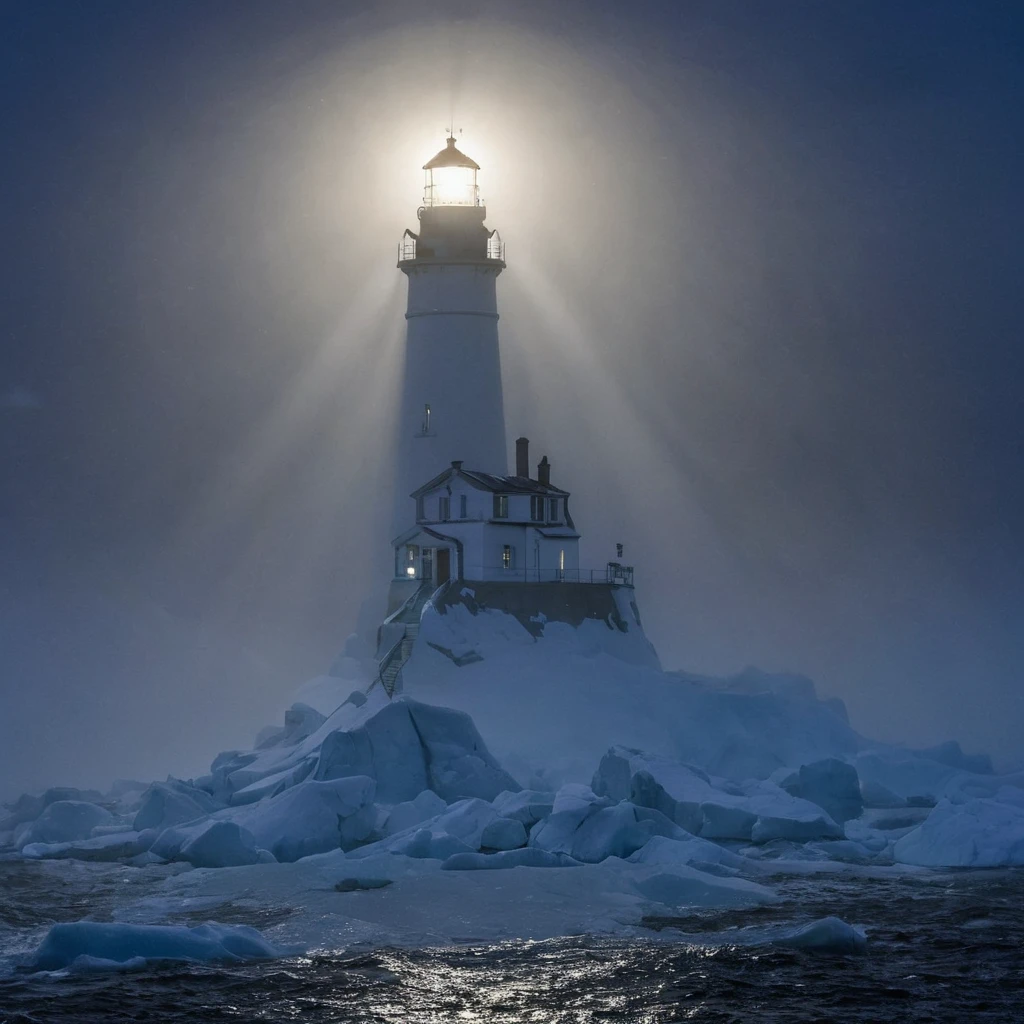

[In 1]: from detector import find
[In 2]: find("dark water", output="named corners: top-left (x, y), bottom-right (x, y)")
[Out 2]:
top-left (1, 864), bottom-right (1022, 1023)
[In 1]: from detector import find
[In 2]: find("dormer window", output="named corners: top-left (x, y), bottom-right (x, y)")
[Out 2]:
top-left (438, 496), bottom-right (450, 520)
top-left (493, 494), bottom-right (509, 519)
top-left (549, 498), bottom-right (559, 522)
top-left (460, 494), bottom-right (468, 518)
top-left (530, 495), bottom-right (544, 522)
top-left (416, 496), bottom-right (425, 521)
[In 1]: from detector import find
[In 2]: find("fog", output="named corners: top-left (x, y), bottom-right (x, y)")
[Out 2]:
top-left (2, 1), bottom-right (1022, 801)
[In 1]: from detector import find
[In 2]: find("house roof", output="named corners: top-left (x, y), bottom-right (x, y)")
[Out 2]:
top-left (391, 524), bottom-right (462, 548)
top-left (411, 466), bottom-right (569, 499)
top-left (535, 526), bottom-right (581, 539)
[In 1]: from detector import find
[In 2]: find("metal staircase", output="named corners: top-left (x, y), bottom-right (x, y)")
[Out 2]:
top-left (371, 582), bottom-right (436, 699)
top-left (378, 622), bottom-right (419, 698)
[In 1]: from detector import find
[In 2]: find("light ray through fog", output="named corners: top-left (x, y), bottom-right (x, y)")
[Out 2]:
top-left (2, 3), bottom-right (1023, 798)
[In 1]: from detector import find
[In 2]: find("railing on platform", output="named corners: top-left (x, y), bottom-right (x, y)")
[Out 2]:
top-left (430, 564), bottom-right (634, 586)
top-left (486, 235), bottom-right (505, 261)
top-left (396, 236), bottom-right (506, 263)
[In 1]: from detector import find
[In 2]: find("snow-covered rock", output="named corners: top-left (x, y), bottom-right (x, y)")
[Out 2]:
top-left (16, 801), bottom-right (115, 849)
top-left (893, 789), bottom-right (1024, 867)
top-left (133, 781), bottom-right (221, 832)
top-left (405, 610), bottom-right (862, 785)
top-left (29, 921), bottom-right (282, 971)
top-left (178, 821), bottom-right (262, 869)
top-left (225, 777), bottom-right (375, 861)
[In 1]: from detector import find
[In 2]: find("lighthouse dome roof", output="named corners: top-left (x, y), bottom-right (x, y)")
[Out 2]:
top-left (423, 136), bottom-right (480, 171)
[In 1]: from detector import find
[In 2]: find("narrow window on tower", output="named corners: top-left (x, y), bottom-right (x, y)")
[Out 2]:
top-left (416, 496), bottom-right (425, 521)
top-left (459, 494), bottom-right (468, 519)
top-left (438, 496), bottom-right (450, 520)
top-left (502, 544), bottom-right (513, 570)
top-left (530, 495), bottom-right (544, 522)
top-left (493, 494), bottom-right (508, 519)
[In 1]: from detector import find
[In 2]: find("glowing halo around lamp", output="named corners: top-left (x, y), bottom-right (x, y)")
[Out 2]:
top-left (423, 136), bottom-right (480, 207)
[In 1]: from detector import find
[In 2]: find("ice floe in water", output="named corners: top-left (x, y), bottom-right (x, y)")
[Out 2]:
top-left (27, 921), bottom-right (285, 972)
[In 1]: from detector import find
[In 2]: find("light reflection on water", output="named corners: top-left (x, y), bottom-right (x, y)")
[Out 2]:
top-left (0, 865), bottom-right (1022, 1022)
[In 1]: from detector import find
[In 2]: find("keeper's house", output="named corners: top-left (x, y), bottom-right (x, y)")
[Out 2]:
top-left (381, 436), bottom-right (640, 647)
top-left (392, 436), bottom-right (590, 590)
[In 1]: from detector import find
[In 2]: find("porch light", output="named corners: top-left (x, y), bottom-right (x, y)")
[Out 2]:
top-left (406, 566), bottom-right (416, 577)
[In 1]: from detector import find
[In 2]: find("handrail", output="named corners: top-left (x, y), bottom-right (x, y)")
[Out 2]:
top-left (382, 581), bottom-right (432, 628)
top-left (369, 632), bottom-right (407, 697)
top-left (404, 566), bottom-right (635, 586)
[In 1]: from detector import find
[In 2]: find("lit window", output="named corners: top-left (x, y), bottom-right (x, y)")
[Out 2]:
top-left (502, 544), bottom-right (513, 570)
top-left (559, 549), bottom-right (565, 571)
top-left (530, 495), bottom-right (544, 522)
top-left (493, 494), bottom-right (508, 519)
top-left (438, 496), bottom-right (450, 520)
top-left (460, 494), bottom-right (467, 518)
top-left (549, 498), bottom-right (559, 522)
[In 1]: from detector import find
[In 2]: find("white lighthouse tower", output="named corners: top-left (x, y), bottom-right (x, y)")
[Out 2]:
top-left (394, 136), bottom-right (508, 528)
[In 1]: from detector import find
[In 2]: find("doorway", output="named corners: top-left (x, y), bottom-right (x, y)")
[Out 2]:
top-left (436, 547), bottom-right (451, 585)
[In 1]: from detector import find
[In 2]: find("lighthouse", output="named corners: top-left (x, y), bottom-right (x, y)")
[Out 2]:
top-left (394, 136), bottom-right (508, 529)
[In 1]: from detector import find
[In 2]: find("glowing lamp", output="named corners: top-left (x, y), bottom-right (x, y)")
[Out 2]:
top-left (423, 137), bottom-right (480, 207)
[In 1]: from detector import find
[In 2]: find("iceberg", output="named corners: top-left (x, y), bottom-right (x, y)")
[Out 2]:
top-left (442, 848), bottom-right (580, 870)
top-left (633, 867), bottom-right (776, 909)
top-left (133, 780), bottom-right (221, 832)
top-left (29, 921), bottom-right (284, 971)
top-left (593, 747), bottom-right (841, 843)
top-left (178, 821), bottom-right (262, 869)
top-left (16, 801), bottom-right (115, 849)
top-left (224, 776), bottom-right (376, 861)
top-left (774, 916), bottom-right (867, 954)
top-left (385, 790), bottom-right (448, 835)
top-left (779, 758), bottom-right (863, 825)
top-left (22, 830), bottom-right (156, 862)
top-left (893, 790), bottom-right (1024, 867)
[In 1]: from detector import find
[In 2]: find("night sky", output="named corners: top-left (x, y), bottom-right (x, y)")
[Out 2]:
top-left (2, 1), bottom-right (1022, 797)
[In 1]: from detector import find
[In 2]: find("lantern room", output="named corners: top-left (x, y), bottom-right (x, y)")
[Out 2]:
top-left (423, 136), bottom-right (481, 207)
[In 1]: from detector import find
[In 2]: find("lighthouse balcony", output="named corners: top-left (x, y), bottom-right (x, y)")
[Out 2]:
top-left (397, 233), bottom-right (505, 265)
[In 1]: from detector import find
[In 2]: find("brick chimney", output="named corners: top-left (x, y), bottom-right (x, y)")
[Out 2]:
top-left (515, 437), bottom-right (529, 478)
top-left (537, 455), bottom-right (551, 487)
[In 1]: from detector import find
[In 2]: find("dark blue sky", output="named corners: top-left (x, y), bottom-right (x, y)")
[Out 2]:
top-left (2, 1), bottom-right (1023, 795)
